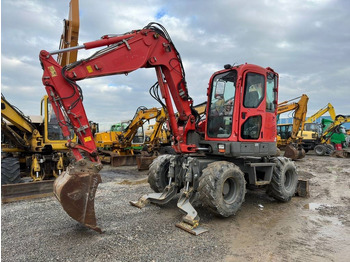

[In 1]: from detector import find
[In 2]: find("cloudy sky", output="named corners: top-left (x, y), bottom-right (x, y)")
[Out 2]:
top-left (2, 0), bottom-right (349, 131)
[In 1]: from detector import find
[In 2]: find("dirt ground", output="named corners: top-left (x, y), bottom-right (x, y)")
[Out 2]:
top-left (1, 152), bottom-right (350, 262)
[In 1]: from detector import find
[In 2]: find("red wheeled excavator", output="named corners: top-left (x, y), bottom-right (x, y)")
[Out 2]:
top-left (39, 23), bottom-right (298, 234)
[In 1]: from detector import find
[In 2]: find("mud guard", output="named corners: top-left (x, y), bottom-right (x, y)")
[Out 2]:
top-left (53, 165), bottom-right (102, 233)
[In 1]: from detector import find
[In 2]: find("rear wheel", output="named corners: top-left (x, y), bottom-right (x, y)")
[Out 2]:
top-left (148, 154), bottom-right (173, 193)
top-left (267, 157), bottom-right (298, 202)
top-left (198, 161), bottom-right (246, 217)
top-left (1, 157), bottom-right (21, 185)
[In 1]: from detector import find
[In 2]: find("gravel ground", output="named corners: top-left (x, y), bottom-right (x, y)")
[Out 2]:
top-left (2, 153), bottom-right (350, 261)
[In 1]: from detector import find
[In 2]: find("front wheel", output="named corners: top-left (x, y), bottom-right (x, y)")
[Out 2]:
top-left (148, 154), bottom-right (174, 193)
top-left (267, 157), bottom-right (298, 202)
top-left (198, 161), bottom-right (246, 217)
top-left (314, 144), bottom-right (326, 156)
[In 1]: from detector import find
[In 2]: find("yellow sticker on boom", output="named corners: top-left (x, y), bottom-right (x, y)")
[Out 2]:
top-left (86, 65), bottom-right (93, 73)
top-left (84, 136), bottom-right (92, 142)
top-left (48, 66), bottom-right (57, 77)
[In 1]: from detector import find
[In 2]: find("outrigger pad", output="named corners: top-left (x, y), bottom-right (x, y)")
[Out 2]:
top-left (175, 222), bottom-right (208, 235)
top-left (296, 179), bottom-right (309, 198)
top-left (53, 170), bottom-right (102, 233)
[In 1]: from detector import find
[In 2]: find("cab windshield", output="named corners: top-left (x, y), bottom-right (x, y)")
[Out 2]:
top-left (207, 70), bottom-right (237, 138)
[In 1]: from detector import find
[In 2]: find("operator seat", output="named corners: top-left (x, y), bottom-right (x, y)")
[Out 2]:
top-left (245, 90), bottom-right (259, 108)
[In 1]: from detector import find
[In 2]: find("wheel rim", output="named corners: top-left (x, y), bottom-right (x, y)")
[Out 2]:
top-left (284, 169), bottom-right (293, 189)
top-left (315, 147), bottom-right (323, 154)
top-left (222, 177), bottom-right (238, 204)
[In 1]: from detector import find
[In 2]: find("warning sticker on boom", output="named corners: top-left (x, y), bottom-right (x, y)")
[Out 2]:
top-left (48, 66), bottom-right (57, 77)
top-left (84, 136), bottom-right (92, 143)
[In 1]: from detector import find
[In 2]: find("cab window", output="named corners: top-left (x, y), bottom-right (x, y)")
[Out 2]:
top-left (243, 73), bottom-right (265, 108)
top-left (207, 70), bottom-right (237, 138)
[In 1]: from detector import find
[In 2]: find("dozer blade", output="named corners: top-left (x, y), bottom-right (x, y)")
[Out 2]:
top-left (53, 169), bottom-right (102, 233)
top-left (284, 144), bottom-right (305, 160)
top-left (111, 155), bottom-right (137, 167)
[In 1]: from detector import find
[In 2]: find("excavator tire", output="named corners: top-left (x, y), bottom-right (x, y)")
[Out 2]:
top-left (148, 154), bottom-right (173, 193)
top-left (1, 157), bottom-right (21, 185)
top-left (198, 161), bottom-right (246, 217)
top-left (267, 157), bottom-right (298, 202)
top-left (314, 145), bottom-right (326, 156)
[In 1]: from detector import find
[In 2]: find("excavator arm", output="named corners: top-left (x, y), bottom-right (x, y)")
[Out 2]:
top-left (40, 23), bottom-right (196, 159)
top-left (39, 23), bottom-right (197, 232)
top-left (57, 0), bottom-right (80, 66)
top-left (305, 103), bottom-right (336, 123)
top-left (277, 94), bottom-right (309, 159)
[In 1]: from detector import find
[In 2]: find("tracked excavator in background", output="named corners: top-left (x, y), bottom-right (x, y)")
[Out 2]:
top-left (39, 23), bottom-right (299, 234)
top-left (276, 94), bottom-right (309, 160)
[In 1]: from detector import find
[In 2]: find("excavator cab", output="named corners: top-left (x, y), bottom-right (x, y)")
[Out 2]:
top-left (205, 66), bottom-right (278, 154)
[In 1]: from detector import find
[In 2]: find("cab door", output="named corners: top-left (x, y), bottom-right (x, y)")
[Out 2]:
top-left (238, 69), bottom-right (278, 143)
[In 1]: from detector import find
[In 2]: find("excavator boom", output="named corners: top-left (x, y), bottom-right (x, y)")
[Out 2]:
top-left (57, 0), bottom-right (80, 66)
top-left (39, 23), bottom-right (196, 231)
top-left (277, 94), bottom-right (308, 159)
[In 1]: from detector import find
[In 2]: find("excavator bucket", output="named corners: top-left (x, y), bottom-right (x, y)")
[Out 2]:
top-left (284, 144), bottom-right (305, 160)
top-left (136, 155), bottom-right (157, 170)
top-left (53, 168), bottom-right (102, 233)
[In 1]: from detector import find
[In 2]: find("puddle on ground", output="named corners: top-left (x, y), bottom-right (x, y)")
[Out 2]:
top-left (303, 203), bottom-right (330, 210)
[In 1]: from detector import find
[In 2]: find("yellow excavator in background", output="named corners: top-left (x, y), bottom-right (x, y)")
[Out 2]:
top-left (277, 94), bottom-right (309, 160)
top-left (94, 106), bottom-right (169, 168)
top-left (57, 0), bottom-right (79, 66)
top-left (95, 101), bottom-right (208, 169)
top-left (299, 103), bottom-right (336, 152)
top-left (314, 115), bottom-right (350, 157)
